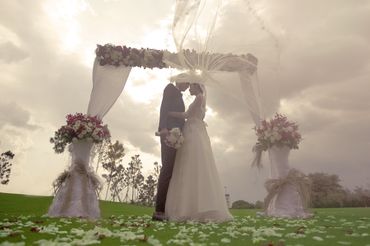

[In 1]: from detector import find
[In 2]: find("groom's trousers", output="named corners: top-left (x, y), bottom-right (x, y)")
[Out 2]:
top-left (155, 137), bottom-right (177, 212)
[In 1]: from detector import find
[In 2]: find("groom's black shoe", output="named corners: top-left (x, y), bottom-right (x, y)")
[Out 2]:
top-left (152, 212), bottom-right (166, 221)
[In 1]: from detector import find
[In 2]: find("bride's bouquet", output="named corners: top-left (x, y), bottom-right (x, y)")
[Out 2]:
top-left (50, 113), bottom-right (110, 153)
top-left (254, 113), bottom-right (302, 151)
top-left (164, 128), bottom-right (184, 149)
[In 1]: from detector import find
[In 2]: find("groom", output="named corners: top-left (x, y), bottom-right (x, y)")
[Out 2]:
top-left (153, 81), bottom-right (189, 221)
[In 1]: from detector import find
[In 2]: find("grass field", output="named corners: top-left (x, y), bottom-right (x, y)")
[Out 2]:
top-left (0, 193), bottom-right (369, 245)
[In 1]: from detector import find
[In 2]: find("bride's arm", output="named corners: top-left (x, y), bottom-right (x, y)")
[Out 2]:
top-left (168, 94), bottom-right (203, 119)
top-left (168, 111), bottom-right (186, 119)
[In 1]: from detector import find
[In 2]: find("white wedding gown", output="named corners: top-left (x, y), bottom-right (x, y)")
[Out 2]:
top-left (165, 95), bottom-right (233, 222)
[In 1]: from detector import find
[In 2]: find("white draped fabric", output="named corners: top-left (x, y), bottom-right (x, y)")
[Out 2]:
top-left (48, 61), bottom-right (131, 219)
top-left (87, 59), bottom-right (132, 119)
top-left (238, 71), bottom-right (262, 126)
top-left (264, 146), bottom-right (312, 218)
top-left (48, 141), bottom-right (100, 219)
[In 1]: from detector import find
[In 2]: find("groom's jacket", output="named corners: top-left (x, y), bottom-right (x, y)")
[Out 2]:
top-left (158, 83), bottom-right (185, 131)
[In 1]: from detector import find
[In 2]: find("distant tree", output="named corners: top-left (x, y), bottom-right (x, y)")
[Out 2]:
top-left (94, 139), bottom-right (111, 173)
top-left (345, 186), bottom-right (370, 208)
top-left (108, 164), bottom-right (126, 202)
top-left (254, 200), bottom-right (264, 209)
top-left (138, 174), bottom-right (157, 206)
top-left (138, 162), bottom-right (161, 206)
top-left (232, 200), bottom-right (255, 209)
top-left (97, 139), bottom-right (163, 204)
top-left (308, 172), bottom-right (346, 208)
top-left (0, 151), bottom-right (15, 185)
top-left (100, 140), bottom-right (126, 200)
top-left (124, 154), bottom-right (144, 203)
top-left (152, 161), bottom-right (161, 181)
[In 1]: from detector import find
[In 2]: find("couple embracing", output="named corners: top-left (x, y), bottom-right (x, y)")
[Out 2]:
top-left (152, 72), bottom-right (233, 223)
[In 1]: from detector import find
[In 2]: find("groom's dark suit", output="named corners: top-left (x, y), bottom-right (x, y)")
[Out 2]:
top-left (155, 83), bottom-right (185, 213)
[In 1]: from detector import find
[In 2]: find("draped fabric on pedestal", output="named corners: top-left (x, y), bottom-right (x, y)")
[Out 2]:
top-left (48, 141), bottom-right (101, 219)
top-left (263, 146), bottom-right (312, 218)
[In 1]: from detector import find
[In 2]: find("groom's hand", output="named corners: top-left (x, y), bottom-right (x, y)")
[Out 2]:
top-left (159, 128), bottom-right (169, 137)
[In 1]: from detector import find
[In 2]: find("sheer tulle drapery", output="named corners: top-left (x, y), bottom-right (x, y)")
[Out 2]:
top-left (166, 0), bottom-right (262, 126)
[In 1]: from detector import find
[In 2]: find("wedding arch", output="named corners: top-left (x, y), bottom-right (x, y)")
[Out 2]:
top-left (47, 0), bottom-right (266, 219)
top-left (88, 44), bottom-right (260, 123)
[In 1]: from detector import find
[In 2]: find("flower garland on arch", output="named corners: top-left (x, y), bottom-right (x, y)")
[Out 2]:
top-left (95, 44), bottom-right (167, 68)
top-left (95, 44), bottom-right (258, 72)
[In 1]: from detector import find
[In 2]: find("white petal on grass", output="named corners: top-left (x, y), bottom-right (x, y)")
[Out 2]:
top-left (313, 236), bottom-right (324, 241)
top-left (40, 224), bottom-right (60, 234)
top-left (337, 241), bottom-right (352, 245)
top-left (147, 236), bottom-right (162, 246)
top-left (0, 242), bottom-right (25, 246)
top-left (220, 238), bottom-right (231, 243)
top-left (252, 236), bottom-right (266, 244)
top-left (70, 228), bottom-right (85, 237)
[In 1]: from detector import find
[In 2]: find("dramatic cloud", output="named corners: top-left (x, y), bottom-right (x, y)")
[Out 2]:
top-left (0, 102), bottom-right (37, 129)
top-left (0, 42), bottom-right (28, 63)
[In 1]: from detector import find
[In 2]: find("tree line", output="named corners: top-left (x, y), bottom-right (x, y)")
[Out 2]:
top-left (92, 139), bottom-right (160, 206)
top-left (0, 151), bottom-right (15, 185)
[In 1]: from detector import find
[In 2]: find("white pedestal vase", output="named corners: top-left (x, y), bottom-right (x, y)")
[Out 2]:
top-left (48, 140), bottom-right (101, 219)
top-left (264, 146), bottom-right (312, 218)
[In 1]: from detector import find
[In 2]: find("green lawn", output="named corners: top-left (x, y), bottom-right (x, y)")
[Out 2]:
top-left (0, 193), bottom-right (369, 245)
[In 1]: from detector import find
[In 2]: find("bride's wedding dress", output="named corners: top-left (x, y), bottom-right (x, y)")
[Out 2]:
top-left (165, 95), bottom-right (233, 222)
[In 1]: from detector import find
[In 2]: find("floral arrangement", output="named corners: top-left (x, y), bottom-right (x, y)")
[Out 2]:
top-left (164, 128), bottom-right (184, 149)
top-left (95, 44), bottom-right (167, 68)
top-left (254, 113), bottom-right (302, 151)
top-left (50, 113), bottom-right (110, 153)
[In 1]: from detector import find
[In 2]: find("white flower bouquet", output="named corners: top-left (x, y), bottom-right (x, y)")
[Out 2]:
top-left (164, 128), bottom-right (184, 149)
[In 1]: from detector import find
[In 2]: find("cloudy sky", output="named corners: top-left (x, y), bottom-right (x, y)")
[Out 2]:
top-left (0, 0), bottom-right (369, 203)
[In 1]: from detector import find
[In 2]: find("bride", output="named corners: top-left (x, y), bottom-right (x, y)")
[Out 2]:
top-left (165, 79), bottom-right (233, 222)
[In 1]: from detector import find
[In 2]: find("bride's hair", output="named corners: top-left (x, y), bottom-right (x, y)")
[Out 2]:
top-left (191, 83), bottom-right (203, 94)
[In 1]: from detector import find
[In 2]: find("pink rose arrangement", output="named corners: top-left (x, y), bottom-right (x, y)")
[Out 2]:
top-left (50, 113), bottom-right (110, 153)
top-left (254, 113), bottom-right (302, 151)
